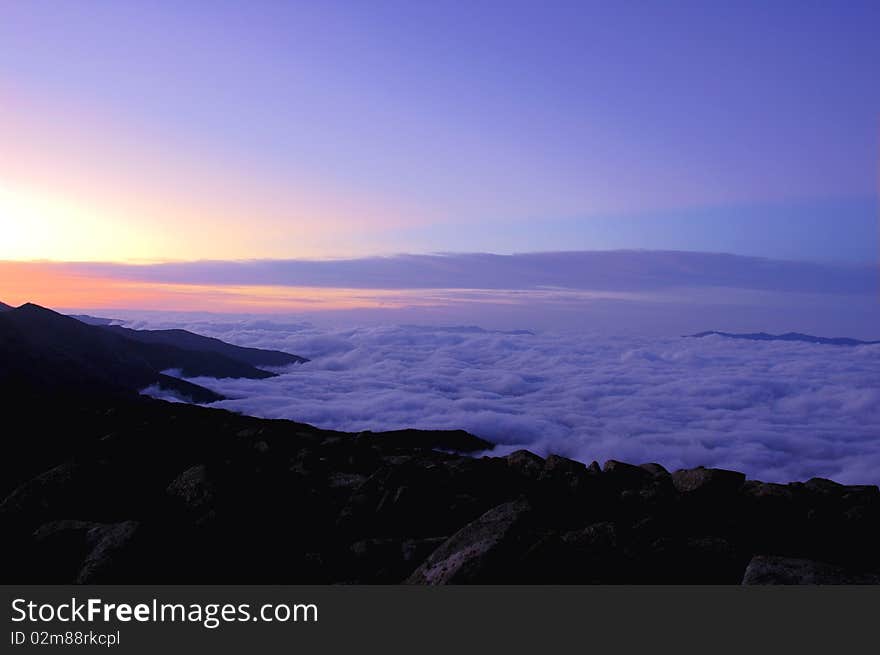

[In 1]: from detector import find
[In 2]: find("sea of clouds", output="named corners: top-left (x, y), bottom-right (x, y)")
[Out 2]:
top-left (121, 313), bottom-right (880, 485)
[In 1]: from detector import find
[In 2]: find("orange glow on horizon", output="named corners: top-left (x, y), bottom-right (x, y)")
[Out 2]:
top-left (0, 260), bottom-right (653, 315)
top-left (0, 262), bottom-right (450, 313)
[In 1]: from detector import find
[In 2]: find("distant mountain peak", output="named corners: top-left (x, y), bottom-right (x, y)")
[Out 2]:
top-left (689, 331), bottom-right (880, 346)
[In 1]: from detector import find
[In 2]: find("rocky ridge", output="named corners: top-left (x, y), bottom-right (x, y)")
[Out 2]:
top-left (2, 394), bottom-right (878, 584)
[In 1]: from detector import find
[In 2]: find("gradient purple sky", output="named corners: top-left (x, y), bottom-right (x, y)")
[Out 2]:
top-left (1, 1), bottom-right (878, 265)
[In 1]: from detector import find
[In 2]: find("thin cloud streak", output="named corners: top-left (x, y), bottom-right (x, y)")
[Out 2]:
top-left (4, 251), bottom-right (877, 337)
top-left (20, 250), bottom-right (880, 294)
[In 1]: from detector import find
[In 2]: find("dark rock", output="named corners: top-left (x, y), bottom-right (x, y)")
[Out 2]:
top-left (506, 450), bottom-right (545, 477)
top-left (357, 429), bottom-right (492, 453)
top-left (741, 480), bottom-right (796, 501)
top-left (842, 485), bottom-right (880, 504)
top-left (405, 499), bottom-right (534, 584)
top-left (76, 521), bottom-right (141, 583)
top-left (672, 466), bottom-right (745, 495)
top-left (347, 537), bottom-right (401, 582)
top-left (31, 520), bottom-right (142, 584)
top-left (0, 462), bottom-right (85, 518)
top-left (514, 521), bottom-right (623, 584)
top-left (337, 455), bottom-right (514, 539)
top-left (804, 478), bottom-right (845, 495)
top-left (563, 521), bottom-right (618, 550)
top-left (637, 476), bottom-right (677, 506)
top-left (166, 465), bottom-right (215, 517)
top-left (0, 460), bottom-right (137, 528)
top-left (31, 520), bottom-right (103, 582)
top-left (346, 535), bottom-right (449, 583)
top-left (639, 463), bottom-right (670, 477)
top-left (327, 472), bottom-right (369, 490)
top-left (544, 454), bottom-right (586, 475)
top-left (634, 535), bottom-right (746, 584)
top-left (401, 537), bottom-right (448, 564)
top-left (742, 555), bottom-right (880, 585)
top-left (603, 460), bottom-right (652, 488)
top-left (33, 519), bottom-right (97, 542)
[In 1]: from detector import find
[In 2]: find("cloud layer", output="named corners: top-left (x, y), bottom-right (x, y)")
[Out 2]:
top-left (48, 250), bottom-right (879, 294)
top-left (21, 250), bottom-right (877, 337)
top-left (124, 314), bottom-right (880, 485)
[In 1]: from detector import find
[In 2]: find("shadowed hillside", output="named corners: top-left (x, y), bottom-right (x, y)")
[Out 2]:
top-left (0, 303), bottom-right (307, 401)
top-left (0, 303), bottom-right (225, 403)
top-left (100, 325), bottom-right (308, 367)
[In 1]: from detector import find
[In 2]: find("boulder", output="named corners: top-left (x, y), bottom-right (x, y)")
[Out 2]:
top-left (639, 463), bottom-right (671, 478)
top-left (76, 520), bottom-right (141, 583)
top-left (166, 464), bottom-right (215, 514)
top-left (741, 480), bottom-right (796, 501)
top-left (505, 450), bottom-right (545, 478)
top-left (803, 478), bottom-right (844, 494)
top-left (406, 499), bottom-right (533, 584)
top-left (672, 466), bottom-right (745, 495)
top-left (603, 460), bottom-right (652, 488)
top-left (544, 454), bottom-right (586, 475)
top-left (0, 462), bottom-right (83, 518)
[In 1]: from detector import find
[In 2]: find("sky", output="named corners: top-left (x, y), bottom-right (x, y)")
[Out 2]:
top-left (1, 0), bottom-right (878, 266)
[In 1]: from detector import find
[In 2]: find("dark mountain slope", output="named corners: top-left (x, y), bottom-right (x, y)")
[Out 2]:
top-left (0, 302), bottom-right (316, 498)
top-left (101, 325), bottom-right (308, 367)
top-left (690, 331), bottom-right (880, 346)
top-left (0, 300), bottom-right (12, 311)
top-left (0, 304), bottom-right (292, 396)
top-left (0, 304), bottom-right (223, 403)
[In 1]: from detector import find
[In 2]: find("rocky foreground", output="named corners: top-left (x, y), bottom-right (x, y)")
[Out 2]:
top-left (2, 395), bottom-right (879, 585)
